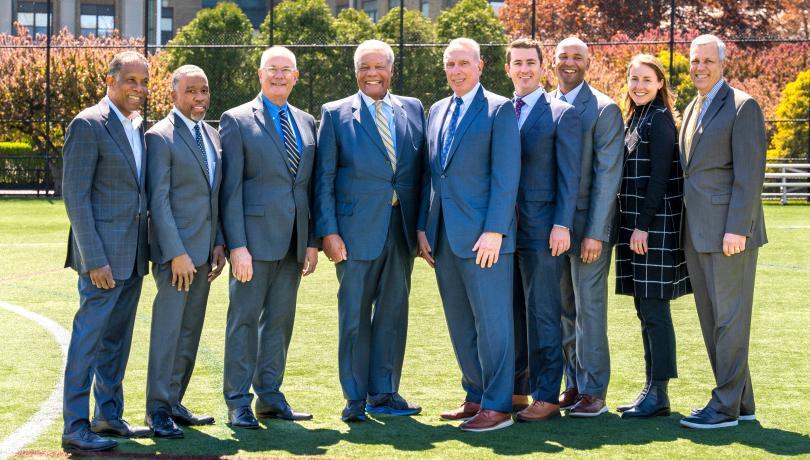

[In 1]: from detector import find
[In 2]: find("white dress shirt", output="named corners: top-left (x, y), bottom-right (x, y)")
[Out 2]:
top-left (105, 95), bottom-right (143, 178)
top-left (557, 80), bottom-right (585, 104)
top-left (514, 87), bottom-right (545, 130)
top-left (172, 107), bottom-right (216, 187)
top-left (443, 82), bottom-right (482, 136)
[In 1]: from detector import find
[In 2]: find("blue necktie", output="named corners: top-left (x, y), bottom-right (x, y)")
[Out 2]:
top-left (441, 97), bottom-right (463, 167)
top-left (279, 108), bottom-right (300, 176)
top-left (193, 124), bottom-right (210, 181)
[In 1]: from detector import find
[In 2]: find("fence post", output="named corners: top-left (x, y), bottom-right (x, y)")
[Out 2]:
top-left (270, 0), bottom-right (275, 47)
top-left (45, 0), bottom-right (52, 194)
top-left (781, 165), bottom-right (788, 205)
top-left (806, 86), bottom-right (809, 201)
top-left (398, 0), bottom-right (404, 94)
top-left (142, 0), bottom-right (149, 126)
top-left (668, 0), bottom-right (674, 83)
top-left (531, 0), bottom-right (536, 40)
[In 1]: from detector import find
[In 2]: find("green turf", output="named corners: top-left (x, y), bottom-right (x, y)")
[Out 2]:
top-left (0, 198), bottom-right (808, 458)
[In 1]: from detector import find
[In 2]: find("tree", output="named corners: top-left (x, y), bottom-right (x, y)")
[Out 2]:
top-left (768, 70), bottom-right (809, 159)
top-left (334, 8), bottom-right (377, 44)
top-left (658, 49), bottom-right (695, 116)
top-left (165, 2), bottom-right (255, 120)
top-left (499, 0), bottom-right (605, 41)
top-left (377, 7), bottom-right (443, 104)
top-left (437, 0), bottom-right (510, 96)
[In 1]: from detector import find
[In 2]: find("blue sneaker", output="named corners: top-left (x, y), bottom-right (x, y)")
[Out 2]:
top-left (366, 393), bottom-right (422, 416)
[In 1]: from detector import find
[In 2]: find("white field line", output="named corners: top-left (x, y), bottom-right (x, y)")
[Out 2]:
top-left (0, 301), bottom-right (69, 460)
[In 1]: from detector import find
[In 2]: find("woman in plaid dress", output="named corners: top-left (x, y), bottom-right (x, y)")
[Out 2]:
top-left (615, 54), bottom-right (691, 419)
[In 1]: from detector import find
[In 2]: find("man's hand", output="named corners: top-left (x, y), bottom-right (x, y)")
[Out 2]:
top-left (629, 229), bottom-right (649, 255)
top-left (302, 247), bottom-right (319, 276)
top-left (323, 234), bottom-right (348, 263)
top-left (208, 245), bottom-right (226, 282)
top-left (171, 253), bottom-right (197, 292)
top-left (473, 232), bottom-right (503, 268)
top-left (549, 226), bottom-right (571, 257)
top-left (230, 246), bottom-right (253, 283)
top-left (581, 237), bottom-right (603, 264)
top-left (417, 230), bottom-right (435, 268)
top-left (89, 265), bottom-right (115, 290)
top-left (723, 233), bottom-right (747, 257)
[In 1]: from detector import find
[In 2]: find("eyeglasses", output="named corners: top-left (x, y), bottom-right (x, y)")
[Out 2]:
top-left (264, 66), bottom-right (294, 76)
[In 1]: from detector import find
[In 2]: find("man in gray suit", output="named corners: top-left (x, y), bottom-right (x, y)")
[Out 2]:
top-left (678, 34), bottom-right (767, 430)
top-left (315, 40), bottom-right (424, 422)
top-left (220, 46), bottom-right (319, 429)
top-left (145, 65), bottom-right (225, 438)
top-left (61, 51), bottom-right (152, 452)
top-left (553, 37), bottom-right (624, 417)
top-left (418, 38), bottom-right (521, 432)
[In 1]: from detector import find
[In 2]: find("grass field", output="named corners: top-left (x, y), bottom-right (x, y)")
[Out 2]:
top-left (0, 198), bottom-right (808, 459)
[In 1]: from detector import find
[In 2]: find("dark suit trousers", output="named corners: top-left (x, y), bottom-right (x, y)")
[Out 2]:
top-left (223, 244), bottom-right (301, 410)
top-left (63, 274), bottom-right (143, 435)
top-left (146, 262), bottom-right (211, 415)
top-left (435, 221), bottom-right (515, 413)
top-left (684, 217), bottom-right (757, 417)
top-left (512, 256), bottom-right (530, 395)
top-left (633, 297), bottom-right (677, 381)
top-left (336, 210), bottom-right (413, 401)
top-left (516, 249), bottom-right (564, 404)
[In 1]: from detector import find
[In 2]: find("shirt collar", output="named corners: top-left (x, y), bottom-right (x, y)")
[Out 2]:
top-left (453, 82), bottom-right (481, 107)
top-left (171, 106), bottom-right (200, 132)
top-left (701, 78), bottom-right (725, 103)
top-left (557, 80), bottom-right (585, 103)
top-left (515, 87), bottom-right (545, 108)
top-left (260, 94), bottom-right (289, 117)
top-left (104, 95), bottom-right (142, 129)
top-left (359, 91), bottom-right (393, 110)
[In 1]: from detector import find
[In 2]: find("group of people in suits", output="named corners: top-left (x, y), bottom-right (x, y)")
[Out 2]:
top-left (58, 31), bottom-right (766, 451)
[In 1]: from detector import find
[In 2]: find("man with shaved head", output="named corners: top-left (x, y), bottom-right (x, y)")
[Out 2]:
top-left (145, 64), bottom-right (224, 438)
top-left (220, 46), bottom-right (319, 428)
top-left (552, 36), bottom-right (624, 417)
top-left (315, 39), bottom-right (425, 422)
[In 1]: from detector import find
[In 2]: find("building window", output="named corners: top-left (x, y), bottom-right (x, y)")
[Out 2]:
top-left (80, 4), bottom-right (115, 37)
top-left (202, 0), bottom-right (266, 28)
top-left (421, 0), bottom-right (430, 16)
top-left (388, 0), bottom-right (401, 10)
top-left (363, 0), bottom-right (378, 22)
top-left (161, 7), bottom-right (174, 43)
top-left (16, 1), bottom-right (49, 36)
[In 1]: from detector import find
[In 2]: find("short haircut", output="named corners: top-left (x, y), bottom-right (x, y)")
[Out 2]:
top-left (107, 51), bottom-right (148, 80)
top-left (444, 37), bottom-right (480, 64)
top-left (260, 46), bottom-right (297, 70)
top-left (554, 36), bottom-right (589, 58)
top-left (354, 39), bottom-right (395, 72)
top-left (171, 65), bottom-right (207, 91)
top-left (690, 34), bottom-right (726, 62)
top-left (507, 37), bottom-right (542, 65)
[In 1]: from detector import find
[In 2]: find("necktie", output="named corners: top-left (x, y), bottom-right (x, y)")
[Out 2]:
top-left (514, 97), bottom-right (526, 122)
top-left (193, 124), bottom-right (210, 180)
top-left (374, 100), bottom-right (398, 205)
top-left (684, 94), bottom-right (707, 162)
top-left (441, 97), bottom-right (463, 167)
top-left (279, 108), bottom-right (300, 176)
top-left (560, 93), bottom-right (568, 103)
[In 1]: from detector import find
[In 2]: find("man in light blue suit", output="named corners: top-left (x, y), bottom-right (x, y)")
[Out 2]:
top-left (417, 38), bottom-right (521, 433)
top-left (315, 40), bottom-right (425, 422)
top-left (504, 38), bottom-right (583, 423)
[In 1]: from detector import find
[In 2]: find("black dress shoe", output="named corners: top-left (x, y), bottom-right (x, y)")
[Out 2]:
top-left (366, 392), bottom-right (422, 416)
top-left (256, 401), bottom-right (313, 421)
top-left (622, 380), bottom-right (670, 418)
top-left (62, 427), bottom-right (118, 452)
top-left (341, 400), bottom-right (367, 422)
top-left (172, 403), bottom-right (215, 426)
top-left (228, 406), bottom-right (260, 429)
top-left (617, 383), bottom-right (649, 413)
top-left (680, 406), bottom-right (738, 429)
top-left (90, 418), bottom-right (153, 438)
top-left (146, 411), bottom-right (184, 439)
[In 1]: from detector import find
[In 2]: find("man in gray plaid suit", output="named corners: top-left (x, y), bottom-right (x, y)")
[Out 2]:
top-left (61, 51), bottom-right (152, 452)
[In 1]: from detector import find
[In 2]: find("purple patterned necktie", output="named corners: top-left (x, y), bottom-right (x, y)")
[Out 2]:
top-left (514, 97), bottom-right (526, 121)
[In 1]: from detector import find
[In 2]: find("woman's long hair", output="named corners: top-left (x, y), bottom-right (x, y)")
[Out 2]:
top-left (623, 54), bottom-right (680, 125)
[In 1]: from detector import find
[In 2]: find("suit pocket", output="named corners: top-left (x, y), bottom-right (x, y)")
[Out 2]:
top-left (711, 194), bottom-right (731, 205)
top-left (244, 204), bottom-right (265, 216)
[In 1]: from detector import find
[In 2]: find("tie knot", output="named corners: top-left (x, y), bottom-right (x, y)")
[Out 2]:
top-left (194, 123), bottom-right (200, 133)
top-left (515, 97), bottom-right (526, 110)
top-left (454, 97), bottom-right (463, 107)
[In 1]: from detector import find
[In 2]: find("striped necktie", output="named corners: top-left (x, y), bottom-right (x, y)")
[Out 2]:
top-left (441, 97), bottom-right (463, 167)
top-left (278, 108), bottom-right (300, 176)
top-left (374, 100), bottom-right (398, 205)
top-left (193, 124), bottom-right (210, 181)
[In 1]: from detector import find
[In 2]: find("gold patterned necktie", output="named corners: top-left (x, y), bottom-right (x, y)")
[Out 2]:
top-left (684, 94), bottom-right (707, 162)
top-left (374, 100), bottom-right (398, 205)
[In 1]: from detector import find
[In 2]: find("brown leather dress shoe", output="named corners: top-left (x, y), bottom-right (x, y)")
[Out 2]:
top-left (440, 401), bottom-right (480, 421)
top-left (516, 400), bottom-right (561, 422)
top-left (559, 388), bottom-right (579, 410)
top-left (511, 395), bottom-right (530, 412)
top-left (460, 410), bottom-right (514, 432)
top-left (568, 395), bottom-right (608, 417)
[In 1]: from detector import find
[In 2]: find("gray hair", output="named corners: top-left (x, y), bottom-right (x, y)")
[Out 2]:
top-left (260, 46), bottom-right (297, 70)
top-left (107, 51), bottom-right (148, 80)
top-left (354, 39), bottom-right (395, 72)
top-left (443, 37), bottom-right (480, 64)
top-left (171, 65), bottom-right (207, 91)
top-left (555, 36), bottom-right (589, 58)
top-left (690, 34), bottom-right (726, 62)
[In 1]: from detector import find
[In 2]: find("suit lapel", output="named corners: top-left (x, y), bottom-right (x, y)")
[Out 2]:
top-left (100, 100), bottom-right (139, 183)
top-left (288, 104), bottom-right (311, 181)
top-left (430, 97), bottom-right (451, 171)
top-left (391, 95), bottom-right (410, 161)
top-left (444, 86), bottom-right (485, 169)
top-left (572, 83), bottom-right (592, 117)
top-left (172, 113), bottom-right (212, 186)
top-left (689, 82), bottom-right (729, 161)
top-left (251, 96), bottom-right (288, 168)
top-left (520, 92), bottom-right (550, 133)
top-left (352, 93), bottom-right (388, 160)
top-left (679, 99), bottom-right (696, 167)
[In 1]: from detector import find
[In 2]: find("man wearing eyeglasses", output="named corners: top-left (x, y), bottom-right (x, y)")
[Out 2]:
top-left (219, 46), bottom-right (319, 429)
